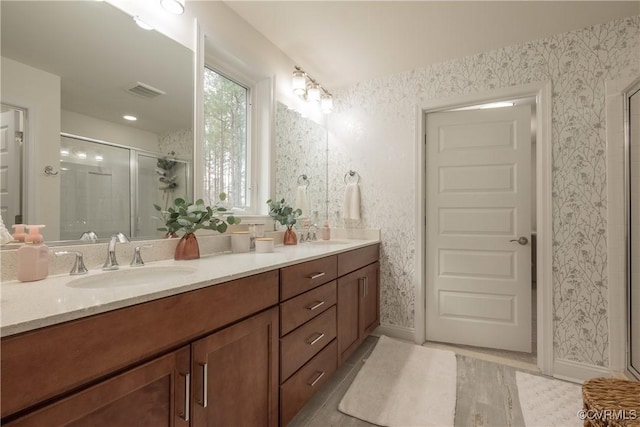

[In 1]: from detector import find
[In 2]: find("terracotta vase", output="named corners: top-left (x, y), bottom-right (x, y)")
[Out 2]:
top-left (175, 233), bottom-right (200, 260)
top-left (283, 227), bottom-right (297, 245)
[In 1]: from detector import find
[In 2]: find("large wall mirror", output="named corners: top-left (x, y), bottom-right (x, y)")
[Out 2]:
top-left (274, 102), bottom-right (328, 224)
top-left (1, 1), bottom-right (194, 243)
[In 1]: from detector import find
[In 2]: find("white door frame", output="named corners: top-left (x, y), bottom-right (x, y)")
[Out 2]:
top-left (414, 81), bottom-right (553, 375)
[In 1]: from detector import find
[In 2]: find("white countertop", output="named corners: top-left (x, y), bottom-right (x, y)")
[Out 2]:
top-left (1, 239), bottom-right (379, 337)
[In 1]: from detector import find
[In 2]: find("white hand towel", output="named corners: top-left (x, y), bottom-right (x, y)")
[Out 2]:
top-left (295, 185), bottom-right (309, 217)
top-left (343, 183), bottom-right (361, 220)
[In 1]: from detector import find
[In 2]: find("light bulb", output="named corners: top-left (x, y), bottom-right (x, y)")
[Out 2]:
top-left (292, 69), bottom-right (306, 96)
top-left (307, 83), bottom-right (320, 103)
top-left (134, 16), bottom-right (153, 31)
top-left (321, 94), bottom-right (333, 114)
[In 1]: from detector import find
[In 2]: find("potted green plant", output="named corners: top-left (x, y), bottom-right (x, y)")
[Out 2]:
top-left (155, 194), bottom-right (240, 260)
top-left (267, 198), bottom-right (302, 245)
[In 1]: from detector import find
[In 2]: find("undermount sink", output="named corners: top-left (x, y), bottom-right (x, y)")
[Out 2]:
top-left (67, 266), bottom-right (197, 289)
top-left (308, 240), bottom-right (352, 245)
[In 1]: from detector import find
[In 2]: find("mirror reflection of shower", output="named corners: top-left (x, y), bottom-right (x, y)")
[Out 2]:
top-left (59, 134), bottom-right (190, 240)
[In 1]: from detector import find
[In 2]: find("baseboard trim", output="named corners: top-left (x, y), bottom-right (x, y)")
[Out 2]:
top-left (553, 359), bottom-right (610, 384)
top-left (373, 324), bottom-right (416, 343)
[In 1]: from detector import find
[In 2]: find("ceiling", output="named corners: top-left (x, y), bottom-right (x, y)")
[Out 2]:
top-left (1, 1), bottom-right (193, 135)
top-left (226, 1), bottom-right (640, 91)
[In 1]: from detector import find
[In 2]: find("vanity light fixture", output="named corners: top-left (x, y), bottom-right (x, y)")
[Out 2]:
top-left (133, 16), bottom-right (153, 31)
top-left (160, 0), bottom-right (185, 15)
top-left (291, 66), bottom-right (333, 114)
top-left (123, 115), bottom-right (137, 121)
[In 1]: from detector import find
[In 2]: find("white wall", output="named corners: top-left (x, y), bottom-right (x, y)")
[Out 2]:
top-left (1, 57), bottom-right (60, 240)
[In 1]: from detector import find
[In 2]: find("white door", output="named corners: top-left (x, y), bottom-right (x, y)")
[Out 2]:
top-left (426, 105), bottom-right (532, 352)
top-left (0, 109), bottom-right (21, 225)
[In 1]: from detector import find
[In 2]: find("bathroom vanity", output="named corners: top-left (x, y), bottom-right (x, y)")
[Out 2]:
top-left (0, 240), bottom-right (380, 426)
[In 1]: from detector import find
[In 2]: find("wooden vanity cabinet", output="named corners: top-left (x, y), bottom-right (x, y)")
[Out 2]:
top-left (191, 307), bottom-right (279, 427)
top-left (4, 346), bottom-right (191, 427)
top-left (1, 271), bottom-right (279, 426)
top-left (337, 248), bottom-right (380, 364)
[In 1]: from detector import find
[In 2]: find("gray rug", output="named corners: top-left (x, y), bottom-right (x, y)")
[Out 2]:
top-left (339, 335), bottom-right (457, 426)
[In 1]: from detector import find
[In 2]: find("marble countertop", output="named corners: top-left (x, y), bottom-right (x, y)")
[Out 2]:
top-left (1, 239), bottom-right (379, 337)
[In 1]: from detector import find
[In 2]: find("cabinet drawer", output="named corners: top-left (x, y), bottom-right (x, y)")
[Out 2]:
top-left (280, 281), bottom-right (336, 336)
top-left (280, 256), bottom-right (337, 301)
top-left (280, 306), bottom-right (336, 382)
top-left (337, 244), bottom-right (379, 277)
top-left (280, 340), bottom-right (337, 427)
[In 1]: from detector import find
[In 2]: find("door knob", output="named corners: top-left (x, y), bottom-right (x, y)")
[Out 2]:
top-left (510, 236), bottom-right (529, 245)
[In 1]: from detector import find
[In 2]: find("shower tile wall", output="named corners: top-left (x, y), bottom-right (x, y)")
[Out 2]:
top-left (327, 16), bottom-right (640, 367)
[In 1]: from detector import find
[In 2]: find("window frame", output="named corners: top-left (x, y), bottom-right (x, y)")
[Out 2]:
top-left (195, 34), bottom-right (274, 220)
top-left (202, 65), bottom-right (253, 211)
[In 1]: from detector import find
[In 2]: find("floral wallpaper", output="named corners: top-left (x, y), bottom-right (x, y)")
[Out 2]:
top-left (159, 128), bottom-right (193, 161)
top-left (327, 16), bottom-right (639, 367)
top-left (275, 102), bottom-right (328, 224)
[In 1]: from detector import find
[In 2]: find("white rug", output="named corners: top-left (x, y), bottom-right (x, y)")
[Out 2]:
top-left (339, 335), bottom-right (457, 427)
top-left (516, 371), bottom-right (583, 427)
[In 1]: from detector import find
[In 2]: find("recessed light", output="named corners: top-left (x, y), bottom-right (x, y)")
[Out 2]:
top-left (95, 155), bottom-right (104, 162)
top-left (134, 16), bottom-right (153, 31)
top-left (77, 152), bottom-right (87, 160)
top-left (123, 115), bottom-right (137, 121)
top-left (160, 0), bottom-right (185, 15)
top-left (60, 149), bottom-right (69, 156)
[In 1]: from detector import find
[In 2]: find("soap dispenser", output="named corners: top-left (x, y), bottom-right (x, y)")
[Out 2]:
top-left (17, 225), bottom-right (50, 282)
top-left (11, 224), bottom-right (27, 242)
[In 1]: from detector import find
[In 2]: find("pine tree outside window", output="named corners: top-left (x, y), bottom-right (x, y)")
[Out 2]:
top-left (203, 67), bottom-right (249, 210)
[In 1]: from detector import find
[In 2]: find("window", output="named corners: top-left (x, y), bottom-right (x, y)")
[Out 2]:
top-left (203, 67), bottom-right (250, 210)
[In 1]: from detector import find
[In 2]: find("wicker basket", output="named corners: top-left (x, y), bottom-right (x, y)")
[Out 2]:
top-left (582, 378), bottom-right (640, 427)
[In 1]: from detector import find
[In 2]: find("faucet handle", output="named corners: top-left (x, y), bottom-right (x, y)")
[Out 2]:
top-left (55, 251), bottom-right (88, 275)
top-left (131, 245), bottom-right (153, 267)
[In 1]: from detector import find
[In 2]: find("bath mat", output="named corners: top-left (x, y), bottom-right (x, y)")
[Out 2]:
top-left (338, 335), bottom-right (457, 426)
top-left (516, 371), bottom-right (583, 427)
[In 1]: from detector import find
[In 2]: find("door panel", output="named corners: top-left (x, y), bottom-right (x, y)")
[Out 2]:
top-left (426, 105), bottom-right (532, 352)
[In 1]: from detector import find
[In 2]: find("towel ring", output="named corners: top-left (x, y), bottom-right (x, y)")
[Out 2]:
top-left (297, 174), bottom-right (310, 187)
top-left (344, 170), bottom-right (361, 184)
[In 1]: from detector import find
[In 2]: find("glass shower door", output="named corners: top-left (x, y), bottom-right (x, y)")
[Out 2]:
top-left (59, 135), bottom-right (131, 240)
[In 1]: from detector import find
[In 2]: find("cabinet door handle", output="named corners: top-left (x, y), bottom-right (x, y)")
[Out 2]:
top-left (198, 363), bottom-right (208, 408)
top-left (179, 372), bottom-right (190, 421)
top-left (365, 276), bottom-right (369, 297)
top-left (306, 300), bottom-right (325, 311)
top-left (309, 272), bottom-right (326, 280)
top-left (359, 277), bottom-right (365, 298)
top-left (308, 371), bottom-right (325, 387)
top-left (307, 332), bottom-right (325, 346)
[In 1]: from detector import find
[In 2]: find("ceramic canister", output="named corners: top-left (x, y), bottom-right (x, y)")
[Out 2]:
top-left (231, 231), bottom-right (251, 253)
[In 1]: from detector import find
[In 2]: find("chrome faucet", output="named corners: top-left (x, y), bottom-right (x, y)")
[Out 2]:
top-left (130, 244), bottom-right (153, 267)
top-left (103, 232), bottom-right (130, 270)
top-left (300, 224), bottom-right (319, 243)
top-left (55, 251), bottom-right (89, 275)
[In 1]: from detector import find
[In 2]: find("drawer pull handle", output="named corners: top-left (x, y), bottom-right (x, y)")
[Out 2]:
top-left (198, 363), bottom-right (208, 408)
top-left (309, 371), bottom-right (326, 387)
top-left (309, 272), bottom-right (326, 280)
top-left (307, 332), bottom-right (325, 346)
top-left (179, 372), bottom-right (190, 421)
top-left (306, 300), bottom-right (325, 311)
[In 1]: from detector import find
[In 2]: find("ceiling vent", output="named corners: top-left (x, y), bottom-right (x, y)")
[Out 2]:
top-left (125, 82), bottom-right (166, 99)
